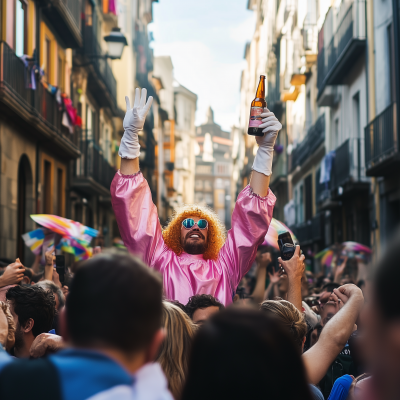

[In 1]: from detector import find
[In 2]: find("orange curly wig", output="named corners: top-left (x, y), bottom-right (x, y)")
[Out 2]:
top-left (162, 204), bottom-right (226, 260)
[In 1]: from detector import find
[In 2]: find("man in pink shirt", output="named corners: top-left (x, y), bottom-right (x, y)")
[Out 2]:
top-left (111, 88), bottom-right (281, 305)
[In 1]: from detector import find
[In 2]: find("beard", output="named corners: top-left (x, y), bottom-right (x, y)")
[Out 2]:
top-left (182, 230), bottom-right (207, 255)
top-left (183, 241), bottom-right (207, 255)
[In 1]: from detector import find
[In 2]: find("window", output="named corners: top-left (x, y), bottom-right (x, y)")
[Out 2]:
top-left (205, 194), bottom-right (213, 205)
top-left (195, 180), bottom-right (203, 190)
top-left (43, 161), bottom-right (52, 214)
top-left (197, 165), bottom-right (212, 174)
top-left (215, 162), bottom-right (230, 176)
top-left (15, 0), bottom-right (27, 56)
top-left (204, 180), bottom-right (212, 191)
top-left (387, 24), bottom-right (396, 103)
top-left (45, 38), bottom-right (52, 83)
top-left (304, 174), bottom-right (312, 221)
top-left (195, 193), bottom-right (203, 203)
top-left (57, 168), bottom-right (64, 216)
top-left (57, 49), bottom-right (66, 92)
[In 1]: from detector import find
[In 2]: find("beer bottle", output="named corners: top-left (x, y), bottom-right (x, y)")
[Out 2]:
top-left (247, 75), bottom-right (266, 137)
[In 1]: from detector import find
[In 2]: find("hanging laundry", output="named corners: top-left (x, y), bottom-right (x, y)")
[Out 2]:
top-left (62, 111), bottom-right (74, 134)
top-left (19, 55), bottom-right (37, 90)
top-left (63, 97), bottom-right (77, 125)
top-left (56, 89), bottom-right (62, 107)
top-left (109, 0), bottom-right (117, 14)
top-left (319, 151), bottom-right (335, 184)
top-left (75, 115), bottom-right (82, 127)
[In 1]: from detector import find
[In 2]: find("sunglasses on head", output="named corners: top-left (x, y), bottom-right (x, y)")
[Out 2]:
top-left (182, 218), bottom-right (208, 230)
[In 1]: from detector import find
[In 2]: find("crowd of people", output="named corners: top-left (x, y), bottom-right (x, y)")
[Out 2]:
top-left (0, 88), bottom-right (398, 400)
top-left (0, 235), bottom-right (398, 400)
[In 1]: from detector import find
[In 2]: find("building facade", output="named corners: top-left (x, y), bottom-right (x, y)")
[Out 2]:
top-left (0, 0), bottom-right (161, 261)
top-left (195, 108), bottom-right (233, 229)
top-left (237, 0), bottom-right (400, 265)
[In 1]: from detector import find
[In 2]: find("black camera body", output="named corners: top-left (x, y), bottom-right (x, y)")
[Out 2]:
top-left (277, 232), bottom-right (295, 260)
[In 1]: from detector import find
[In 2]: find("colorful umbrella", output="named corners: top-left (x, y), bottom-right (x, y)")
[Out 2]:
top-left (315, 248), bottom-right (334, 266)
top-left (342, 241), bottom-right (372, 254)
top-left (30, 214), bottom-right (98, 245)
top-left (262, 218), bottom-right (298, 249)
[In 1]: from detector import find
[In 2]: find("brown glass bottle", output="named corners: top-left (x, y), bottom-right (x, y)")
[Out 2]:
top-left (247, 75), bottom-right (267, 137)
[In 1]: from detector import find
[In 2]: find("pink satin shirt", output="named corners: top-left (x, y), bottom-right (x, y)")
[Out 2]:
top-left (111, 171), bottom-right (276, 306)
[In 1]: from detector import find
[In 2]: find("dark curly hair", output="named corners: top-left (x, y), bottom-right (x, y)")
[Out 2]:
top-left (6, 285), bottom-right (56, 337)
top-left (185, 294), bottom-right (224, 319)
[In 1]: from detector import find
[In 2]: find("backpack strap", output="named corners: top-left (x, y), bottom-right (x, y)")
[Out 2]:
top-left (0, 358), bottom-right (62, 400)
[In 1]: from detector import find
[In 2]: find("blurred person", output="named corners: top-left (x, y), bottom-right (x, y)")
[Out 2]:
top-left (0, 302), bottom-right (15, 352)
top-left (261, 262), bottom-right (363, 388)
top-left (361, 229), bottom-right (400, 400)
top-left (181, 308), bottom-right (313, 400)
top-left (36, 280), bottom-right (65, 311)
top-left (185, 294), bottom-right (224, 325)
top-left (112, 88), bottom-right (282, 306)
top-left (157, 301), bottom-right (196, 399)
top-left (250, 248), bottom-right (272, 304)
top-left (0, 251), bottom-right (167, 400)
top-left (6, 285), bottom-right (55, 358)
top-left (0, 260), bottom-right (25, 301)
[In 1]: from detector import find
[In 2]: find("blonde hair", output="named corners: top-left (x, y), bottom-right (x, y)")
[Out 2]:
top-left (162, 204), bottom-right (226, 261)
top-left (157, 301), bottom-right (197, 399)
top-left (260, 300), bottom-right (307, 348)
top-left (0, 301), bottom-right (15, 351)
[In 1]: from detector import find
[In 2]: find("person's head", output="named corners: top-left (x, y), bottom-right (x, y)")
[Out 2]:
top-left (362, 229), bottom-right (400, 400)
top-left (162, 205), bottom-right (226, 260)
top-left (0, 301), bottom-right (15, 351)
top-left (157, 301), bottom-right (196, 399)
top-left (181, 308), bottom-right (313, 400)
top-left (260, 299), bottom-right (308, 350)
top-left (62, 251), bottom-right (163, 371)
top-left (35, 280), bottom-right (65, 310)
top-left (185, 294), bottom-right (224, 325)
top-left (318, 291), bottom-right (340, 325)
top-left (321, 282), bottom-right (340, 293)
top-left (6, 285), bottom-right (55, 357)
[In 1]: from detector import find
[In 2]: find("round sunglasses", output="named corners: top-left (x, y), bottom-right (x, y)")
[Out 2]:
top-left (182, 218), bottom-right (208, 230)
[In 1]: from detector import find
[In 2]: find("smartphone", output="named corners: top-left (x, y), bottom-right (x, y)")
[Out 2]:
top-left (55, 255), bottom-right (65, 285)
top-left (277, 232), bottom-right (295, 260)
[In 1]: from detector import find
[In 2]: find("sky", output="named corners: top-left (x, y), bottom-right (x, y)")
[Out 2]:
top-left (149, 0), bottom-right (255, 131)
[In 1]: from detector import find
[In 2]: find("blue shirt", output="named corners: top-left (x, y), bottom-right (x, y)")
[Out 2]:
top-left (49, 349), bottom-right (134, 400)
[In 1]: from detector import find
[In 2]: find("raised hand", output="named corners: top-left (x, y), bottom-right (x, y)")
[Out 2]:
top-left (252, 108), bottom-right (282, 176)
top-left (0, 259), bottom-right (25, 287)
top-left (119, 88), bottom-right (153, 160)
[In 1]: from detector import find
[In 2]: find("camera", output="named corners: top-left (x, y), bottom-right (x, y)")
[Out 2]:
top-left (277, 232), bottom-right (295, 261)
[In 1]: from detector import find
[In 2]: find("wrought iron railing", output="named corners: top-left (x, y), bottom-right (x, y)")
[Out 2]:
top-left (0, 41), bottom-right (76, 143)
top-left (75, 136), bottom-right (116, 190)
top-left (364, 102), bottom-right (398, 170)
top-left (61, 0), bottom-right (81, 30)
top-left (291, 114), bottom-right (325, 171)
top-left (331, 138), bottom-right (365, 189)
top-left (317, 0), bottom-right (366, 91)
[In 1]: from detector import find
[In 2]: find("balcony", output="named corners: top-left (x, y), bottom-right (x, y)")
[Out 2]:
top-left (39, 0), bottom-right (82, 48)
top-left (270, 148), bottom-right (287, 190)
top-left (317, 0), bottom-right (366, 94)
top-left (364, 102), bottom-right (400, 176)
top-left (77, 22), bottom-right (117, 112)
top-left (330, 138), bottom-right (369, 197)
top-left (291, 114), bottom-right (325, 172)
top-left (73, 136), bottom-right (117, 196)
top-left (0, 41), bottom-right (79, 158)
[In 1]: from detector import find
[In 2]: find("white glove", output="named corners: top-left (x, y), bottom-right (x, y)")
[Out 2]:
top-left (118, 88), bottom-right (153, 159)
top-left (252, 109), bottom-right (282, 176)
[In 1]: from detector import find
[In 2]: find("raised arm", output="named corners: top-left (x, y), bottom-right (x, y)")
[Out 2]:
top-left (302, 284), bottom-right (364, 384)
top-left (111, 89), bottom-right (165, 269)
top-left (218, 110), bottom-right (281, 289)
top-left (278, 246), bottom-right (305, 312)
top-left (249, 109), bottom-right (282, 196)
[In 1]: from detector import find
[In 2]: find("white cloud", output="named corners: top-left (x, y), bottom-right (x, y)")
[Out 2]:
top-left (229, 14), bottom-right (256, 43)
